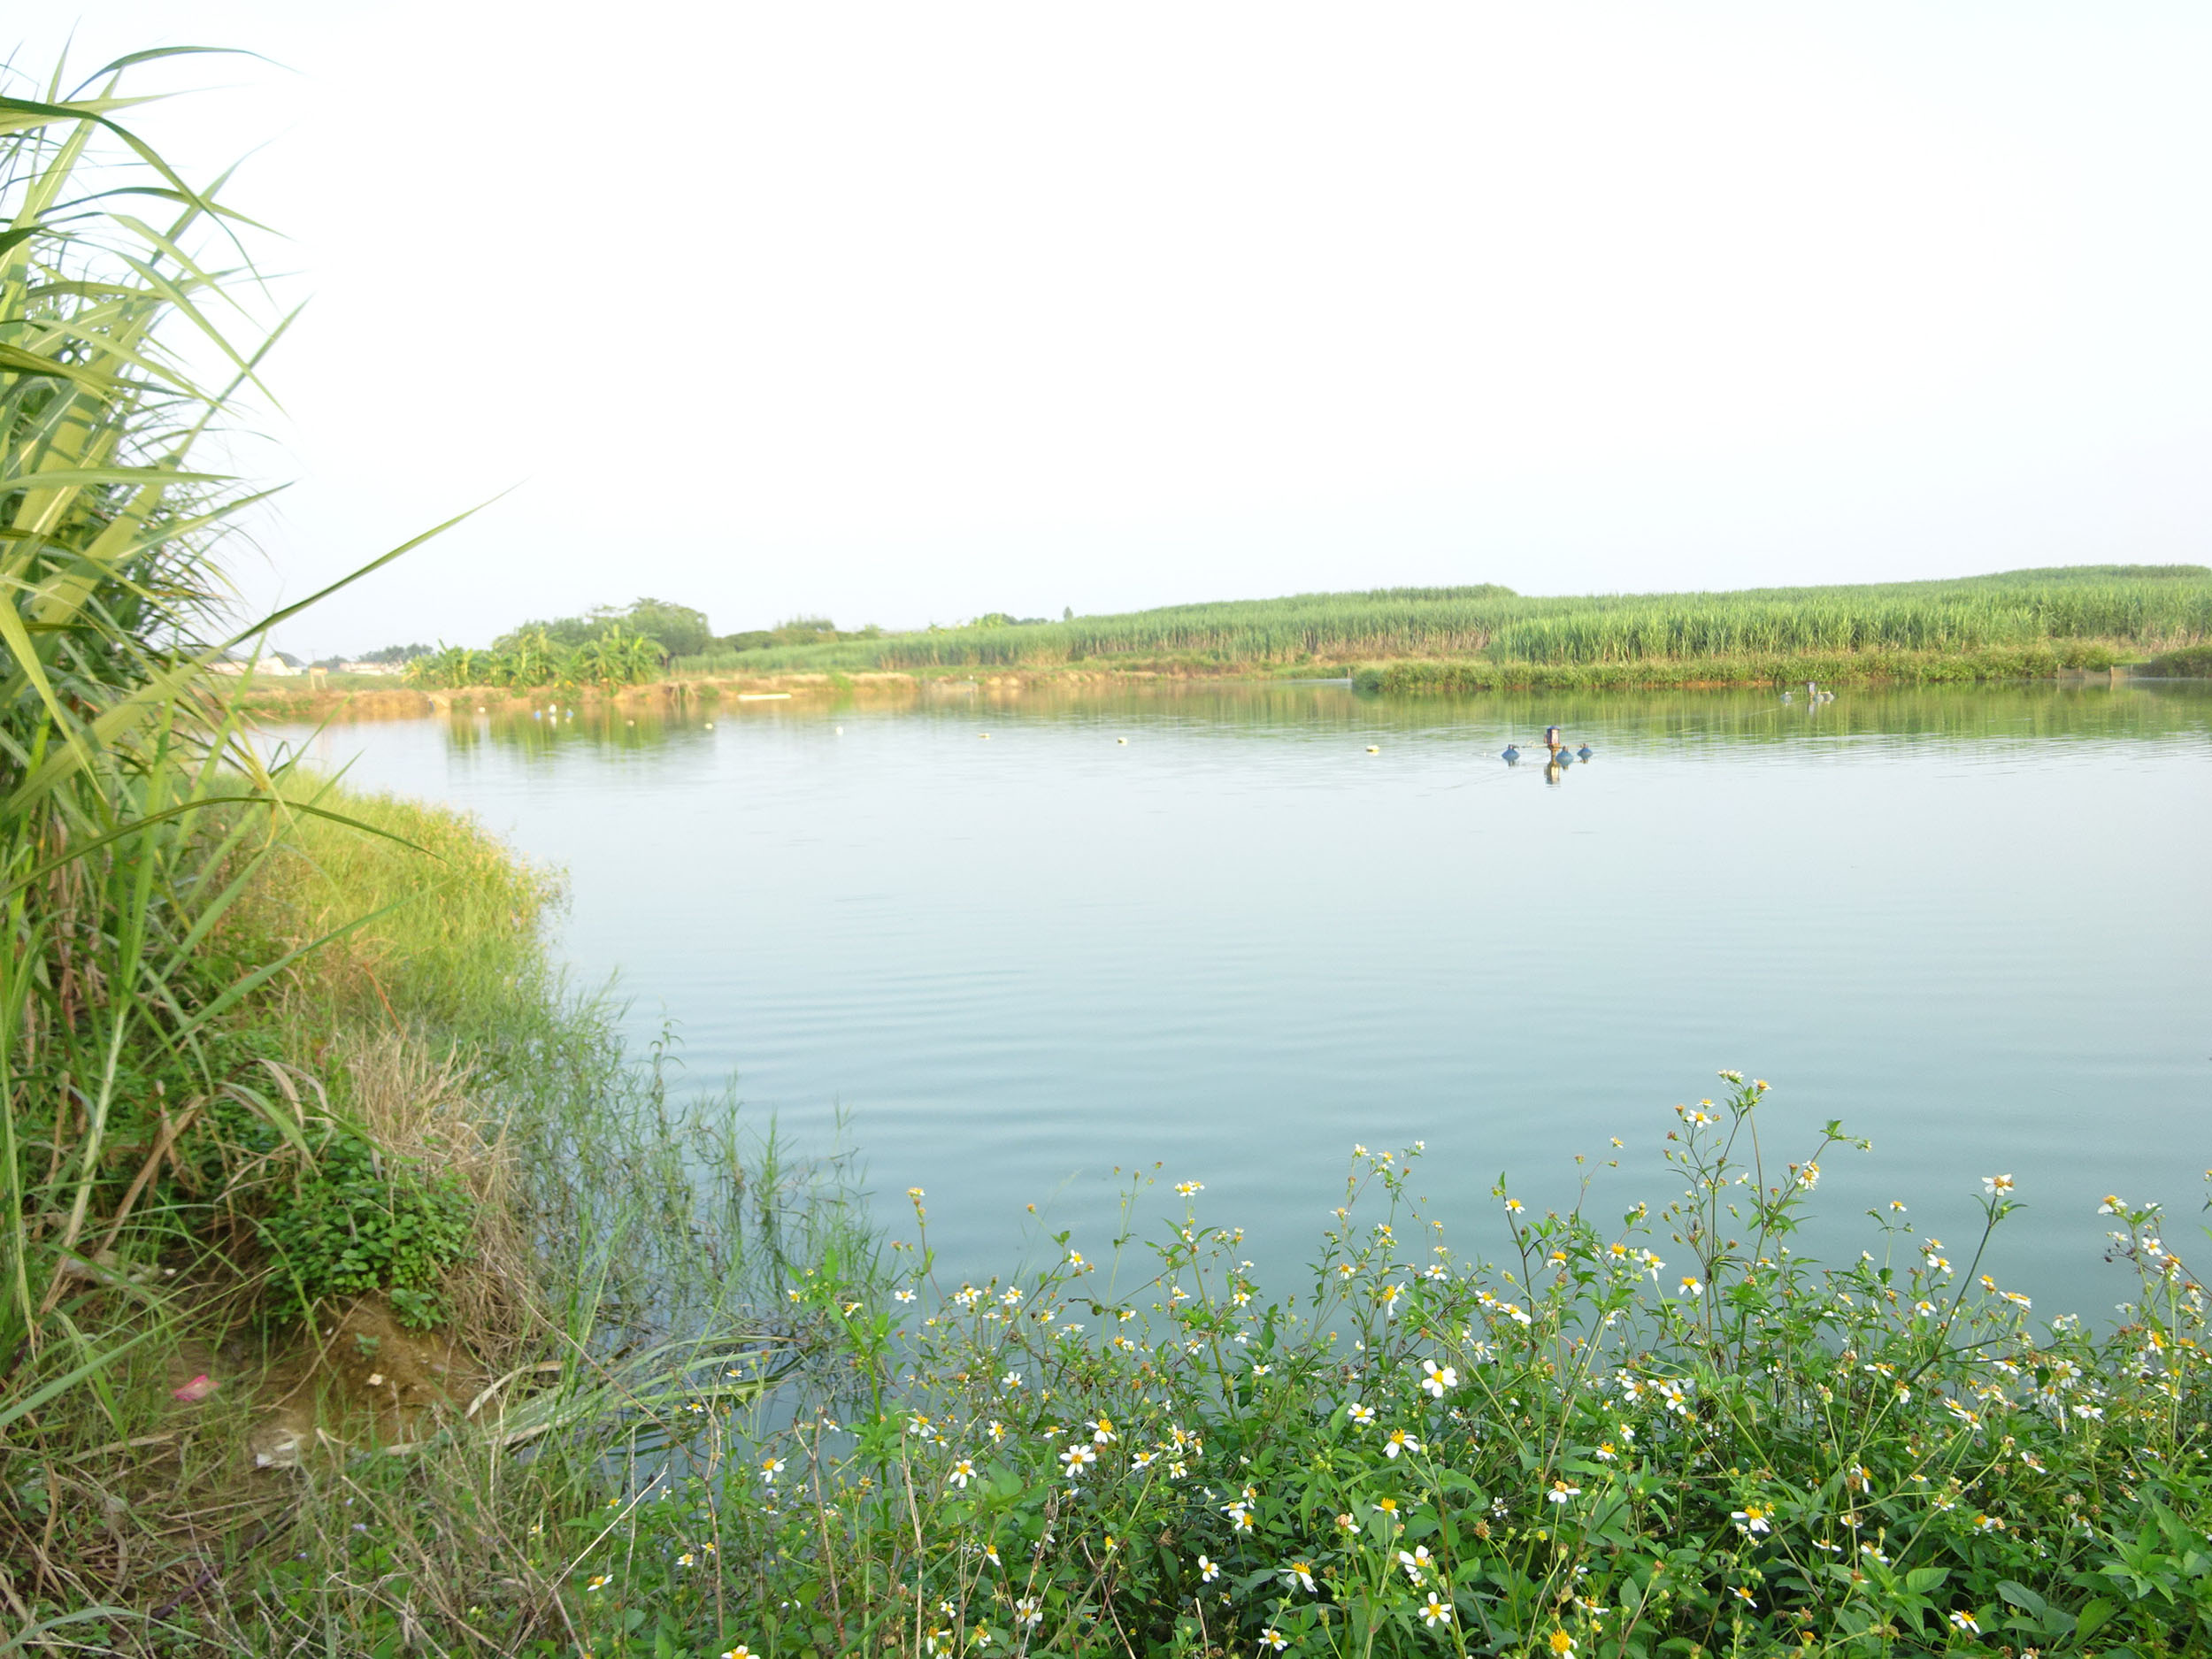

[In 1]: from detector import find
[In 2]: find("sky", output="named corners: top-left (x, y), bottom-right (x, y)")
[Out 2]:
top-left (17, 4), bottom-right (2212, 655)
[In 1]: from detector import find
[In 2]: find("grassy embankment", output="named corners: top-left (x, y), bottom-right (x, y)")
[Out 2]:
top-left (665, 567), bottom-right (2212, 692)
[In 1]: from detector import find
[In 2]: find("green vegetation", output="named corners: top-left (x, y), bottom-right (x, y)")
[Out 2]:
top-left (674, 568), bottom-right (2212, 685)
top-left (2136, 642), bottom-right (2212, 678)
top-left (544, 1083), bottom-right (2212, 1659)
top-left (392, 604), bottom-right (890, 690)
top-left (497, 596), bottom-right (718, 660)
top-left (715, 614), bottom-right (885, 655)
top-left (256, 1130), bottom-right (475, 1329)
top-left (1356, 641), bottom-right (2133, 695)
top-left (403, 621), bottom-right (668, 689)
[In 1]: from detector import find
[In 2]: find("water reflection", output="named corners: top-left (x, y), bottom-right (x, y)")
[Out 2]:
top-left (395, 677), bottom-right (2212, 763)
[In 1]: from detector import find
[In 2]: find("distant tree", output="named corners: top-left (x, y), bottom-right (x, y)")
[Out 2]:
top-left (1063, 606), bottom-right (1073, 622)
top-left (621, 597), bottom-right (713, 657)
top-left (360, 641), bottom-right (434, 663)
top-left (493, 598), bottom-right (714, 659)
top-left (709, 617), bottom-right (879, 655)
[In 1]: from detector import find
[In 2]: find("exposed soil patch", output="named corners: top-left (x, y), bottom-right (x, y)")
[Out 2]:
top-left (247, 1295), bottom-right (485, 1469)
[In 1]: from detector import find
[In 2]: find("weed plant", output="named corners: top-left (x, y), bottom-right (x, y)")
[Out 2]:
top-left (531, 1080), bottom-right (2212, 1659)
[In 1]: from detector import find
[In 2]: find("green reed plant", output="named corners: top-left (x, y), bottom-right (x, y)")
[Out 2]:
top-left (673, 567), bottom-right (2212, 682)
top-left (2, 40), bottom-right (468, 1546)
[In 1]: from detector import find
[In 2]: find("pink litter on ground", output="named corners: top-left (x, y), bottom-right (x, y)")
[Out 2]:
top-left (172, 1374), bottom-right (218, 1402)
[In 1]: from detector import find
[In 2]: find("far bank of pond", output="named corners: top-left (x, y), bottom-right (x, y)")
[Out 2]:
top-left (238, 642), bottom-right (2179, 725)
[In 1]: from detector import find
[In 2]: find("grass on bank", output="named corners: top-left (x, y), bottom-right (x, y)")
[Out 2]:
top-left (3, 776), bottom-right (871, 1652)
top-left (2135, 643), bottom-right (2212, 678)
top-left (670, 567), bottom-right (2212, 684)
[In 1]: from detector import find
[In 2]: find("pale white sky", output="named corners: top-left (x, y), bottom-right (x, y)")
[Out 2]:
top-left (19, 4), bottom-right (2212, 653)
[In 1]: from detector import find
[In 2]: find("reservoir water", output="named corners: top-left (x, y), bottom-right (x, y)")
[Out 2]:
top-left (275, 680), bottom-right (2212, 1323)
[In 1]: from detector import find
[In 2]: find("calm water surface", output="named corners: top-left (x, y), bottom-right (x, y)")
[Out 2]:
top-left (278, 681), bottom-right (2212, 1321)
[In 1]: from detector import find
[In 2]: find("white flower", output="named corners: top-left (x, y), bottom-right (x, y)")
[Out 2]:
top-left (758, 1457), bottom-right (784, 1486)
top-left (1284, 1562), bottom-right (1317, 1594)
top-left (1014, 1595), bottom-right (1042, 1628)
top-left (1347, 1402), bottom-right (1376, 1427)
top-left (948, 1460), bottom-right (975, 1489)
top-left (1198, 1554), bottom-right (1219, 1582)
top-left (1418, 1592), bottom-right (1453, 1627)
top-left (1731, 1505), bottom-right (1771, 1534)
top-left (1983, 1173), bottom-right (2015, 1196)
top-left (1058, 1443), bottom-right (1097, 1475)
top-left (1548, 1479), bottom-right (1581, 1503)
top-left (1383, 1428), bottom-right (1422, 1459)
top-left (1948, 1610), bottom-right (1979, 1634)
top-left (894, 1288), bottom-right (916, 1304)
top-left (1397, 1545), bottom-right (1433, 1584)
top-left (1420, 1359), bottom-right (1458, 1398)
top-left (1678, 1276), bottom-right (1703, 1298)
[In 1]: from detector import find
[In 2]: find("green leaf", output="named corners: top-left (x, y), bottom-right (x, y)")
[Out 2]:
top-left (1996, 1578), bottom-right (2051, 1619)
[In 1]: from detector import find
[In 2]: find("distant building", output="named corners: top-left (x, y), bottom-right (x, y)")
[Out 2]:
top-left (338, 661), bottom-right (404, 676)
top-left (210, 652), bottom-right (302, 677)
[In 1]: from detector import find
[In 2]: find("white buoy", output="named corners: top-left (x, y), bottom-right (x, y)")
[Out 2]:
top-left (1116, 737), bottom-right (1127, 744)
top-left (979, 733), bottom-right (990, 740)
top-left (834, 726), bottom-right (843, 734)
top-left (703, 721), bottom-right (714, 729)
top-left (1366, 745), bottom-right (1379, 753)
